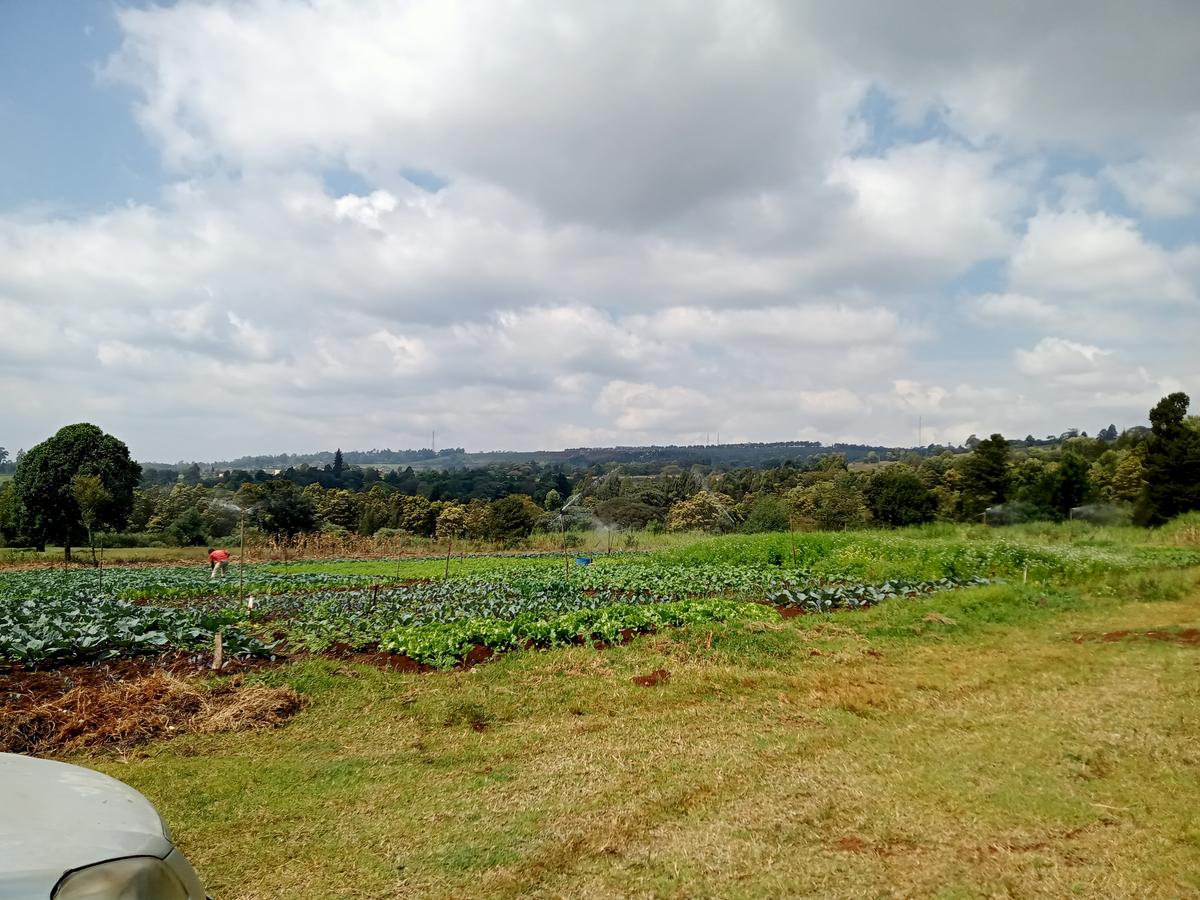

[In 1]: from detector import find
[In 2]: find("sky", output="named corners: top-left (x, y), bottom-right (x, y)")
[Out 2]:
top-left (1, 1), bottom-right (1198, 463)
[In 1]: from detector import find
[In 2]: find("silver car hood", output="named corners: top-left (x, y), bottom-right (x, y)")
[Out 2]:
top-left (0, 753), bottom-right (173, 898)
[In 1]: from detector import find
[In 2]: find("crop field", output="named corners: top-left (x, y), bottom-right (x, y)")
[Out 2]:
top-left (3, 522), bottom-right (1200, 897)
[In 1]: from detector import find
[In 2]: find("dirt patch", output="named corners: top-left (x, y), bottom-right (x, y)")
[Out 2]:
top-left (834, 835), bottom-right (919, 856)
top-left (325, 643), bottom-right (435, 673)
top-left (631, 669), bottom-right (670, 687)
top-left (1072, 628), bottom-right (1200, 646)
top-left (777, 606), bottom-right (804, 618)
top-left (0, 665), bottom-right (303, 755)
top-left (461, 644), bottom-right (496, 668)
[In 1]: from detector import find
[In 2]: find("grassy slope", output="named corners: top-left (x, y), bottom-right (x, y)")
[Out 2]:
top-left (84, 566), bottom-right (1200, 899)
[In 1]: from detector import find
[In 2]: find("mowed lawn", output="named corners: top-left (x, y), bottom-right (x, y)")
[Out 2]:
top-left (86, 568), bottom-right (1200, 899)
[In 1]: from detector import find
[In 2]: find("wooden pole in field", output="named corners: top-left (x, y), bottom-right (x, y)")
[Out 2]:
top-left (445, 533), bottom-right (453, 579)
top-left (238, 509), bottom-right (246, 606)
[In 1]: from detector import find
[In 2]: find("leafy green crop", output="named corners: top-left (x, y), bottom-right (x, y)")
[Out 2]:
top-left (380, 599), bottom-right (772, 668)
top-left (7, 522), bottom-right (1188, 671)
top-left (0, 596), bottom-right (265, 665)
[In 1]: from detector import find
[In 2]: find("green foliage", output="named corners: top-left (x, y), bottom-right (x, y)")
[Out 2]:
top-left (593, 497), bottom-right (662, 530)
top-left (381, 599), bottom-right (769, 668)
top-left (485, 495), bottom-right (537, 542)
top-left (961, 433), bottom-right (1009, 514)
top-left (14, 423), bottom-right (141, 556)
top-left (244, 480), bottom-right (316, 537)
top-left (742, 495), bottom-right (793, 533)
top-left (0, 595), bottom-right (263, 665)
top-left (436, 503), bottom-right (468, 540)
top-left (7, 520), bottom-right (1199, 672)
top-left (864, 466), bottom-right (936, 527)
top-left (168, 507), bottom-right (209, 546)
top-left (787, 475), bottom-right (867, 531)
top-left (666, 490), bottom-right (738, 532)
top-left (0, 481), bottom-right (30, 547)
top-left (1139, 392), bottom-right (1200, 525)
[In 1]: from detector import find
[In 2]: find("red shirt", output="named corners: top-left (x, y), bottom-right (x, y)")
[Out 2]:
top-left (209, 549), bottom-right (231, 562)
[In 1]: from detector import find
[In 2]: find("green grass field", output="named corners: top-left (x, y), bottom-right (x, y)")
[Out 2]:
top-left (41, 524), bottom-right (1196, 899)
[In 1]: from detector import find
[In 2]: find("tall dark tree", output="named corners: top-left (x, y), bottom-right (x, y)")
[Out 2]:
top-left (1051, 452), bottom-right (1092, 519)
top-left (485, 495), bottom-right (536, 543)
top-left (0, 481), bottom-right (29, 546)
top-left (332, 448), bottom-right (345, 481)
top-left (864, 466), bottom-right (937, 527)
top-left (14, 424), bottom-right (141, 559)
top-left (1138, 393), bottom-right (1200, 525)
top-left (961, 433), bottom-right (1010, 516)
top-left (244, 480), bottom-right (317, 538)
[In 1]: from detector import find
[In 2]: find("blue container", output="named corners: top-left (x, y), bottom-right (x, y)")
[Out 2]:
top-left (575, 556), bottom-right (593, 566)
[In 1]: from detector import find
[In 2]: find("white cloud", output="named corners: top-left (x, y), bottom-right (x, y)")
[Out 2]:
top-left (1009, 209), bottom-right (1195, 305)
top-left (1105, 121), bottom-right (1200, 218)
top-left (969, 293), bottom-right (1061, 327)
top-left (827, 141), bottom-right (1023, 267)
top-left (107, 0), bottom-right (848, 229)
top-left (3, 1), bottom-right (1199, 458)
top-left (1015, 337), bottom-right (1111, 378)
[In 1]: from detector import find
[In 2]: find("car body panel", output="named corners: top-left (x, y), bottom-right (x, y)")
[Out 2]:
top-left (0, 753), bottom-right (204, 899)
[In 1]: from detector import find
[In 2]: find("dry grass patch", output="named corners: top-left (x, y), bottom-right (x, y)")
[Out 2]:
top-left (1, 671), bottom-right (303, 754)
top-left (72, 572), bottom-right (1200, 899)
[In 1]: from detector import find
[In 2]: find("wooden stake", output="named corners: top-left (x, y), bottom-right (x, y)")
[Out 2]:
top-left (238, 510), bottom-right (246, 606)
top-left (211, 629), bottom-right (224, 671)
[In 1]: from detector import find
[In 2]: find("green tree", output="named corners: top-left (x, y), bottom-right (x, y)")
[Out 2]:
top-left (168, 506), bottom-right (208, 546)
top-left (1138, 392), bottom-right (1200, 524)
top-left (787, 476), bottom-right (867, 531)
top-left (1052, 452), bottom-right (1092, 519)
top-left (436, 503), bottom-right (468, 540)
top-left (666, 491), bottom-right (737, 532)
top-left (864, 466), bottom-right (936, 527)
top-left (961, 433), bottom-right (1010, 517)
top-left (314, 488), bottom-right (362, 530)
top-left (15, 424), bottom-right (141, 559)
top-left (147, 484), bottom-right (205, 531)
top-left (243, 481), bottom-right (316, 538)
top-left (485, 495), bottom-right (537, 543)
top-left (0, 481), bottom-right (30, 547)
top-left (71, 474), bottom-right (111, 564)
top-left (593, 497), bottom-right (662, 530)
top-left (1109, 451), bottom-right (1145, 504)
top-left (742, 494), bottom-right (793, 533)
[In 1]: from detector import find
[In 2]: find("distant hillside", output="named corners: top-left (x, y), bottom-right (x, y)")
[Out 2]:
top-left (139, 427), bottom-right (1131, 474)
top-left (145, 439), bottom-right (960, 473)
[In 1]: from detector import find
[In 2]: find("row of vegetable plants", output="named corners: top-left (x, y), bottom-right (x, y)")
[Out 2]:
top-left (0, 596), bottom-right (265, 666)
top-left (222, 573), bottom-right (988, 665)
top-left (0, 565), bottom-right (986, 668)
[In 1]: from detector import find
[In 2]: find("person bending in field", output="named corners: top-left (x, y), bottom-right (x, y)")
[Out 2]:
top-left (208, 547), bottom-right (231, 579)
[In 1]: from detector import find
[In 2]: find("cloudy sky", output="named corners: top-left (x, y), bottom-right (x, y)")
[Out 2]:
top-left (2, 1), bottom-right (1198, 462)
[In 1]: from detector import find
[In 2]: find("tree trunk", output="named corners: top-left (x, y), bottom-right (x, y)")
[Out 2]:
top-left (63, 539), bottom-right (72, 562)
top-left (88, 525), bottom-right (97, 567)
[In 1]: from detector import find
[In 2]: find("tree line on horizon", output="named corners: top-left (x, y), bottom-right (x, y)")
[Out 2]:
top-left (2, 394), bottom-right (1198, 559)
